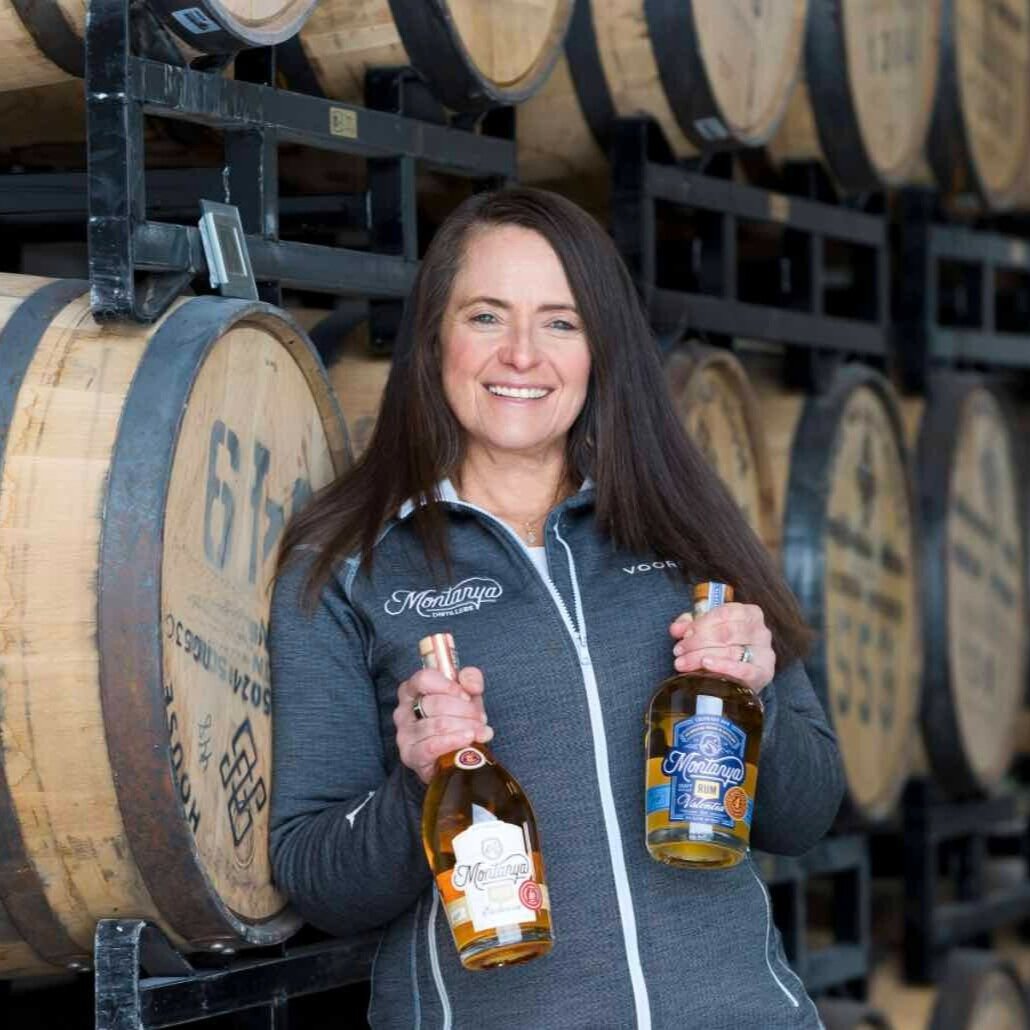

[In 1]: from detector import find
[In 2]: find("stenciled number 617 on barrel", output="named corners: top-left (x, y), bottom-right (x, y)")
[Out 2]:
top-left (645, 582), bottom-right (764, 869)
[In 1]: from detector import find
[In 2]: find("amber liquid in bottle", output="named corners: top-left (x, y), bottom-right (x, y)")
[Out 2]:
top-left (419, 633), bottom-right (553, 970)
top-left (645, 582), bottom-right (764, 869)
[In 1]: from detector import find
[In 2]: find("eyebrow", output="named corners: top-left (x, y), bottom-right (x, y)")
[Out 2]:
top-left (458, 295), bottom-right (579, 314)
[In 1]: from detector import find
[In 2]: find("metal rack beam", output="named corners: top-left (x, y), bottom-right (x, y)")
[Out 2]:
top-left (82, 0), bottom-right (514, 323)
top-left (896, 190), bottom-right (1030, 390)
top-left (611, 118), bottom-right (889, 382)
top-left (94, 920), bottom-right (377, 1029)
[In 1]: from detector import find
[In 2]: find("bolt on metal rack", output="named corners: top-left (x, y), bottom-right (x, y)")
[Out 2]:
top-left (895, 190), bottom-right (1030, 393)
top-left (610, 118), bottom-right (888, 388)
top-left (753, 834), bottom-right (871, 1000)
top-left (94, 919), bottom-right (378, 1029)
top-left (84, 0), bottom-right (515, 324)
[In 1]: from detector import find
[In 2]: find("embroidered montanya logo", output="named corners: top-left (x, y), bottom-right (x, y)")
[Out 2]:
top-left (384, 577), bottom-right (504, 618)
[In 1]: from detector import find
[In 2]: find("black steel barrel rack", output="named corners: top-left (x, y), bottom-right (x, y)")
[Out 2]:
top-left (609, 117), bottom-right (889, 388)
top-left (93, 920), bottom-right (378, 1029)
top-left (893, 779), bottom-right (1030, 984)
top-left (754, 834), bottom-right (872, 1001)
top-left (895, 189), bottom-right (1030, 393)
top-left (82, 0), bottom-right (514, 326)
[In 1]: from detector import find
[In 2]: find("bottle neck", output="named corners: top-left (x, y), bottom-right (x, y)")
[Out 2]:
top-left (437, 744), bottom-right (495, 772)
top-left (693, 581), bottom-right (732, 617)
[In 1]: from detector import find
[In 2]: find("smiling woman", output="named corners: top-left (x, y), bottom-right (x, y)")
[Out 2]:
top-left (269, 186), bottom-right (843, 1029)
top-left (439, 225), bottom-right (592, 544)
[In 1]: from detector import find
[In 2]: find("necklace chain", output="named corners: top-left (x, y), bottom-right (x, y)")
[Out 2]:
top-left (455, 477), bottom-right (569, 547)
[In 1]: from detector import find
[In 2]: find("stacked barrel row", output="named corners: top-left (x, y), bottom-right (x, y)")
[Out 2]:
top-left (515, 0), bottom-right (1030, 211)
top-left (0, 275), bottom-right (350, 976)
top-left (4, 0), bottom-right (1030, 214)
top-left (667, 342), bottom-right (1028, 825)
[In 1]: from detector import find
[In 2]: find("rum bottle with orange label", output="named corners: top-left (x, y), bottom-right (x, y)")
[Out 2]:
top-left (419, 632), bottom-right (553, 970)
top-left (645, 582), bottom-right (764, 869)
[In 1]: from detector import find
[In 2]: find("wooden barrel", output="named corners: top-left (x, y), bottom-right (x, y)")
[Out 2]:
top-left (749, 351), bottom-right (922, 823)
top-left (927, 0), bottom-right (1030, 210)
top-left (902, 376), bottom-right (1028, 798)
top-left (0, 900), bottom-right (55, 978)
top-left (517, 0), bottom-right (806, 189)
top-left (929, 950), bottom-right (1030, 1030)
top-left (0, 275), bottom-right (349, 973)
top-left (0, 0), bottom-right (313, 94)
top-left (767, 0), bottom-right (942, 191)
top-left (291, 306), bottom-right (389, 461)
top-left (277, 0), bottom-right (573, 112)
top-left (664, 341), bottom-right (778, 556)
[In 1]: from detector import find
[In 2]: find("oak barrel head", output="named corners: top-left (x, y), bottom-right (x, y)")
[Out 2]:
top-left (517, 0), bottom-right (805, 186)
top-left (803, 0), bottom-right (942, 190)
top-left (99, 299), bottom-right (348, 945)
top-left (781, 365), bottom-right (922, 823)
top-left (665, 342), bottom-right (778, 557)
top-left (928, 0), bottom-right (1030, 209)
top-left (914, 375), bottom-right (1028, 798)
top-left (0, 279), bottom-right (348, 968)
top-left (289, 0), bottom-right (572, 111)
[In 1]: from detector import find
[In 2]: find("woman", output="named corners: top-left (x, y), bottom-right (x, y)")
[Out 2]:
top-left (269, 187), bottom-right (845, 1028)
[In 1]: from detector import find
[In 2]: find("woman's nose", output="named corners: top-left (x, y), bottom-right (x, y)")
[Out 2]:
top-left (497, 325), bottom-right (539, 369)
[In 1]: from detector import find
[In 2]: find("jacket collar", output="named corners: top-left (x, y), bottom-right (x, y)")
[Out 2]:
top-left (397, 476), bottom-right (595, 521)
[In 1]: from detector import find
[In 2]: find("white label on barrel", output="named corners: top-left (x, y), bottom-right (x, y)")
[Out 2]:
top-left (162, 323), bottom-right (336, 921)
top-left (955, 0), bottom-right (1030, 199)
top-left (170, 7), bottom-right (221, 34)
top-left (823, 386), bottom-right (920, 818)
top-left (946, 389), bottom-right (1026, 789)
top-left (843, 0), bottom-right (940, 180)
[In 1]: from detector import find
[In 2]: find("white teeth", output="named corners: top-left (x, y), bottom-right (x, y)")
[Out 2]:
top-left (487, 385), bottom-right (551, 399)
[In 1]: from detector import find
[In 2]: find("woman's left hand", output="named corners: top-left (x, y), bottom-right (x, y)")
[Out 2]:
top-left (669, 602), bottom-right (776, 695)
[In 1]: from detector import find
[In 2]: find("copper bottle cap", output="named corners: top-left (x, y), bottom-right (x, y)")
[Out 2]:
top-left (419, 632), bottom-right (459, 681)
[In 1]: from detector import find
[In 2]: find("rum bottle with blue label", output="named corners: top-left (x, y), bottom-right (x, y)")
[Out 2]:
top-left (645, 582), bottom-right (763, 869)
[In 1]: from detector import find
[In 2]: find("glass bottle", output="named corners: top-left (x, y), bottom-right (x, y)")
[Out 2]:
top-left (645, 582), bottom-right (764, 869)
top-left (420, 632), bottom-right (553, 969)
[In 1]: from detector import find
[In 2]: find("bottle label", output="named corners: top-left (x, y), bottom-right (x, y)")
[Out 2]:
top-left (446, 820), bottom-right (538, 932)
top-left (651, 714), bottom-right (750, 829)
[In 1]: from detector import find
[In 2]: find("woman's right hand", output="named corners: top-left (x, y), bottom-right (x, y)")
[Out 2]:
top-left (394, 666), bottom-right (493, 784)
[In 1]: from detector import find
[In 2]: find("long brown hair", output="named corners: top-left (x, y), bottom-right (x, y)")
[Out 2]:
top-left (279, 187), bottom-right (812, 665)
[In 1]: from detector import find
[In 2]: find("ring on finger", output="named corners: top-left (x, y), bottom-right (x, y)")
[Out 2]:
top-left (739, 645), bottom-right (754, 665)
top-left (412, 694), bottom-right (427, 721)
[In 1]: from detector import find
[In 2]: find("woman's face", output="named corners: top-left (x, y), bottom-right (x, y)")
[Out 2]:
top-left (440, 225), bottom-right (591, 464)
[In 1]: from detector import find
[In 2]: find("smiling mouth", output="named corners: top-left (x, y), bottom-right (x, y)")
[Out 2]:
top-left (485, 384), bottom-right (553, 400)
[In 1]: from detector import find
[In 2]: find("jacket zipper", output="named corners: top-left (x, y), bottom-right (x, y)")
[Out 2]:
top-left (427, 890), bottom-right (452, 1029)
top-left (433, 498), bottom-right (652, 1028)
top-left (552, 520), bottom-right (653, 1030)
top-left (746, 861), bottom-right (800, 1009)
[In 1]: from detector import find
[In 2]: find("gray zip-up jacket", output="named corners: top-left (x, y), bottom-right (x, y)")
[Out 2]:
top-left (269, 481), bottom-right (845, 1029)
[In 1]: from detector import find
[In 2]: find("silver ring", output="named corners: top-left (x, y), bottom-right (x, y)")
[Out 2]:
top-left (739, 645), bottom-right (754, 664)
top-left (412, 695), bottom-right (427, 721)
